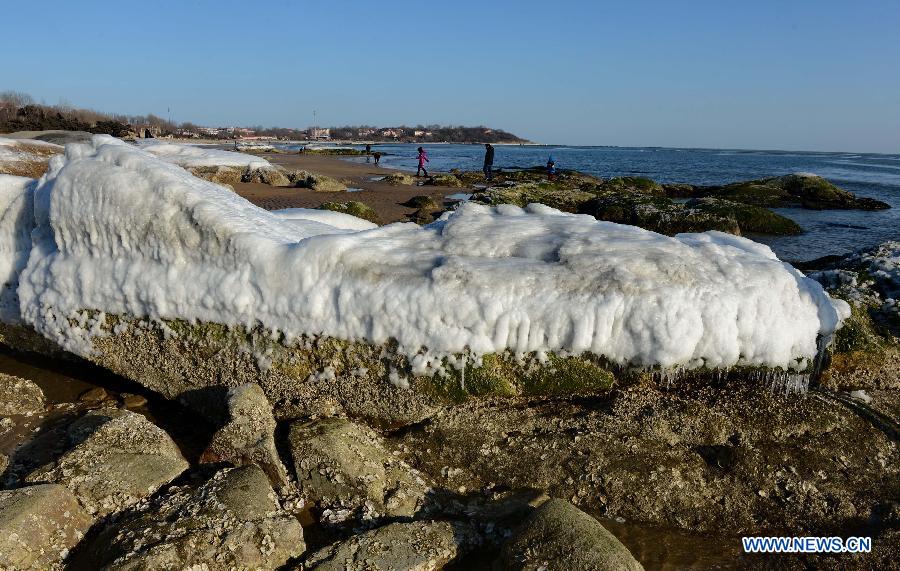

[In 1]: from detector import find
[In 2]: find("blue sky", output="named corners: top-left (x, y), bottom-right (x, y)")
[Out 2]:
top-left (2, 1), bottom-right (899, 152)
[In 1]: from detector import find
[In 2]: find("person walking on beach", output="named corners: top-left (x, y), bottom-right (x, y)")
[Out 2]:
top-left (373, 151), bottom-right (382, 165)
top-left (483, 143), bottom-right (495, 182)
top-left (546, 155), bottom-right (557, 181)
top-left (416, 146), bottom-right (429, 177)
top-left (365, 143), bottom-right (372, 163)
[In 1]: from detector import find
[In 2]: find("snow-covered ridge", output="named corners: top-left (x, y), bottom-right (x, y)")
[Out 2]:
top-left (135, 139), bottom-right (272, 169)
top-left (8, 136), bottom-right (848, 370)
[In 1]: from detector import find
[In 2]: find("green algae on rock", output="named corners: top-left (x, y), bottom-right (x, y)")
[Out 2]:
top-left (685, 197), bottom-right (803, 235)
top-left (666, 173), bottom-right (891, 211)
top-left (316, 200), bottom-right (380, 223)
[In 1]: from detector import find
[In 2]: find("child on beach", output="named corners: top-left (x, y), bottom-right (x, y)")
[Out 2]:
top-left (373, 151), bottom-right (382, 165)
top-left (547, 155), bottom-right (557, 181)
top-left (416, 147), bottom-right (429, 177)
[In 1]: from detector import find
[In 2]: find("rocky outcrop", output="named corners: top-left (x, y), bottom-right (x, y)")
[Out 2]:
top-left (84, 465), bottom-right (305, 570)
top-left (299, 520), bottom-right (475, 570)
top-left (0, 484), bottom-right (92, 570)
top-left (288, 417), bottom-right (430, 522)
top-left (200, 383), bottom-right (290, 489)
top-left (25, 408), bottom-right (189, 517)
top-left (498, 499), bottom-right (643, 571)
top-left (0, 373), bottom-right (45, 416)
top-left (666, 173), bottom-right (891, 211)
top-left (388, 382), bottom-right (900, 536)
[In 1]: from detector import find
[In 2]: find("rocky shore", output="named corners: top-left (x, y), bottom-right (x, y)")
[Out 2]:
top-left (0, 135), bottom-right (896, 569)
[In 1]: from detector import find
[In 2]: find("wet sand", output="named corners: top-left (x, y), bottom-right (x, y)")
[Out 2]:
top-left (232, 151), bottom-right (477, 223)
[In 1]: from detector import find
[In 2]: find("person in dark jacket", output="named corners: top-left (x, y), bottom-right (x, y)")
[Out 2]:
top-left (483, 143), bottom-right (495, 182)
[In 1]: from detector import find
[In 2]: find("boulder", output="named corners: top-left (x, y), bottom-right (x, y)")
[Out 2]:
top-left (187, 165), bottom-right (243, 186)
top-left (383, 172), bottom-right (416, 185)
top-left (317, 200), bottom-right (379, 223)
top-left (242, 166), bottom-right (292, 187)
top-left (200, 383), bottom-right (290, 489)
top-left (288, 417), bottom-right (430, 521)
top-left (402, 195), bottom-right (440, 210)
top-left (26, 408), bottom-right (189, 517)
top-left (0, 484), bottom-right (93, 570)
top-left (299, 520), bottom-right (475, 570)
top-left (497, 499), bottom-right (643, 570)
top-left (290, 170), bottom-right (349, 192)
top-left (85, 465), bottom-right (305, 570)
top-left (0, 373), bottom-right (45, 416)
top-left (425, 174), bottom-right (464, 187)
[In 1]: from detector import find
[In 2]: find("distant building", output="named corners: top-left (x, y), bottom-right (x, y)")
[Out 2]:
top-left (133, 125), bottom-right (163, 139)
top-left (199, 127), bottom-right (221, 136)
top-left (357, 128), bottom-right (376, 137)
top-left (308, 127), bottom-right (331, 140)
top-left (380, 129), bottom-right (402, 138)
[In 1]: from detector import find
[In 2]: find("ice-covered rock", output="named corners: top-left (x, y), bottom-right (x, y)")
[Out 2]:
top-left (25, 408), bottom-right (189, 516)
top-left (0, 484), bottom-right (92, 570)
top-left (136, 139), bottom-right (272, 169)
top-left (0, 136), bottom-right (854, 421)
top-left (12, 136), bottom-right (847, 368)
top-left (0, 175), bottom-right (36, 323)
top-left (0, 137), bottom-right (63, 178)
top-left (0, 372), bottom-right (45, 415)
top-left (273, 207), bottom-right (378, 231)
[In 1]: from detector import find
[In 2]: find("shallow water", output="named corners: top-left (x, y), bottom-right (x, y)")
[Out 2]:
top-left (289, 143), bottom-right (900, 262)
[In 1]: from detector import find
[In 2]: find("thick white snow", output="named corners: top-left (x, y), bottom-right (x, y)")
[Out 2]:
top-left (136, 140), bottom-right (272, 169)
top-left (0, 175), bottom-right (36, 322)
top-left (272, 208), bottom-right (378, 232)
top-left (11, 135), bottom-right (849, 371)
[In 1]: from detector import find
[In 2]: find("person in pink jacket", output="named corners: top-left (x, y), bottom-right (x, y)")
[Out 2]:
top-left (416, 146), bottom-right (429, 177)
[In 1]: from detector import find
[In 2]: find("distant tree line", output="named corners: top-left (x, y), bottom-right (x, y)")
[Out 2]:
top-left (328, 125), bottom-right (528, 143)
top-left (0, 91), bottom-right (528, 143)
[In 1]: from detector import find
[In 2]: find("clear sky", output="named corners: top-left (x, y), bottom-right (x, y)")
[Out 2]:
top-left (3, 1), bottom-right (899, 152)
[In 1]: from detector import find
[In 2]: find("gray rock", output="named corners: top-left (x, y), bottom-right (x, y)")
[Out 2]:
top-left (0, 484), bottom-right (93, 570)
top-left (300, 520), bottom-right (475, 570)
top-left (0, 453), bottom-right (7, 475)
top-left (288, 418), bottom-right (429, 522)
top-left (498, 499), bottom-right (643, 571)
top-left (0, 373), bottom-right (45, 416)
top-left (243, 166), bottom-right (292, 187)
top-left (187, 165), bottom-right (244, 186)
top-left (289, 170), bottom-right (348, 192)
top-left (89, 465), bottom-right (305, 570)
top-left (26, 408), bottom-right (189, 517)
top-left (200, 383), bottom-right (289, 489)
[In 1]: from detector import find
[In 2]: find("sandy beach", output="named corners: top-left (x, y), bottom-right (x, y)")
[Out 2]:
top-left (231, 150), bottom-right (476, 223)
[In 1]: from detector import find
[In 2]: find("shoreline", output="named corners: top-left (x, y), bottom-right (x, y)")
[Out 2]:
top-left (231, 149), bottom-right (477, 224)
